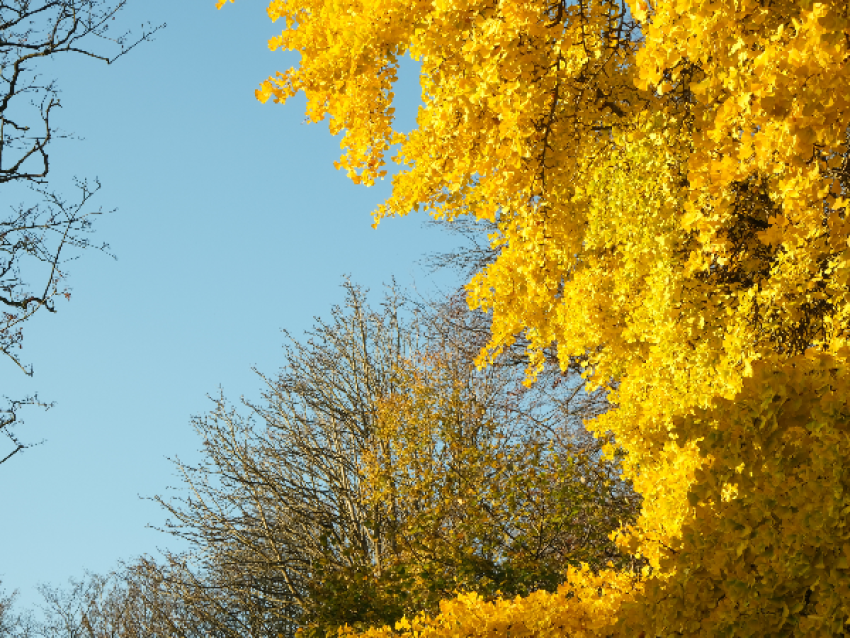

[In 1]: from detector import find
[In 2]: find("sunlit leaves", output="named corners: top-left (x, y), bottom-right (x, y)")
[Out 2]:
top-left (339, 565), bottom-right (640, 638)
top-left (222, 0), bottom-right (850, 632)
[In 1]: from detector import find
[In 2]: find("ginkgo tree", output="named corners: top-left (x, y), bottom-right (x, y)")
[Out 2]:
top-left (220, 0), bottom-right (850, 633)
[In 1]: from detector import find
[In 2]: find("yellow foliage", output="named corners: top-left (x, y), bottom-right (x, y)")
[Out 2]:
top-left (338, 565), bottom-right (639, 638)
top-left (362, 349), bottom-right (639, 600)
top-left (220, 0), bottom-right (850, 632)
top-left (618, 351), bottom-right (850, 636)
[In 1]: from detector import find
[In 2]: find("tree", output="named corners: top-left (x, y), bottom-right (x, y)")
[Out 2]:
top-left (0, 567), bottom-right (205, 638)
top-left (0, 579), bottom-right (19, 636)
top-left (1, 0), bottom-right (162, 465)
top-left (153, 282), bottom-right (638, 637)
top-left (355, 345), bottom-right (636, 610)
top-left (0, 579), bottom-right (38, 638)
top-left (222, 0), bottom-right (850, 634)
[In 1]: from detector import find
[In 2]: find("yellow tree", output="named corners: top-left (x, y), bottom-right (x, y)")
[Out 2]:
top-left (359, 347), bottom-right (639, 616)
top-left (219, 0), bottom-right (850, 633)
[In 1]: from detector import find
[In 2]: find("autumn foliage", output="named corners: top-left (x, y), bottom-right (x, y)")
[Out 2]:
top-left (219, 0), bottom-right (850, 632)
top-left (145, 285), bottom-right (637, 638)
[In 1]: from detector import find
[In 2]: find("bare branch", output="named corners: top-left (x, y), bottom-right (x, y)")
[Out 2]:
top-left (0, 0), bottom-right (162, 466)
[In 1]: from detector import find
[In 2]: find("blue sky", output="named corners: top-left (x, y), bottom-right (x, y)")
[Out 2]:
top-left (0, 0), bottom-right (461, 607)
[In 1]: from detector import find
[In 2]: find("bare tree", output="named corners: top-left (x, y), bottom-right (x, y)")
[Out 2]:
top-left (0, 0), bottom-right (163, 464)
top-left (23, 567), bottom-right (203, 638)
top-left (0, 579), bottom-right (18, 636)
top-left (152, 282), bottom-right (415, 636)
top-left (0, 579), bottom-right (38, 638)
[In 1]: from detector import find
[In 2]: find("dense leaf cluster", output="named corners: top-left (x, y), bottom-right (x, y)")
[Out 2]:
top-left (219, 0), bottom-right (850, 633)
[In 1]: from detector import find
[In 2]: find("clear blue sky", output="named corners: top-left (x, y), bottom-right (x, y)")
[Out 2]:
top-left (0, 0), bottom-right (461, 607)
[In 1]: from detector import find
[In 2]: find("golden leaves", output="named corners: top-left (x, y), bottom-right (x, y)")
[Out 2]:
top-left (339, 566), bottom-right (640, 638)
top-left (227, 0), bottom-right (850, 631)
top-left (619, 353), bottom-right (850, 637)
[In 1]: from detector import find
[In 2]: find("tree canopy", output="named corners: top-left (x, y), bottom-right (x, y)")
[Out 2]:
top-left (219, 0), bottom-right (850, 633)
top-left (152, 283), bottom-right (638, 637)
